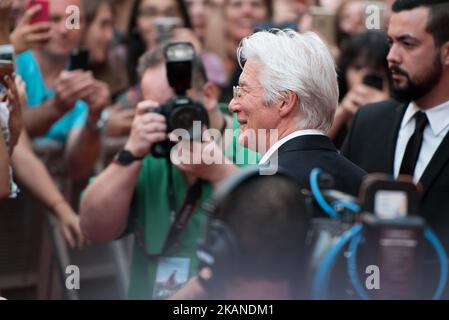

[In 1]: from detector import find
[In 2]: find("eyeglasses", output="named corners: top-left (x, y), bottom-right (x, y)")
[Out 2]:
top-left (233, 85), bottom-right (263, 100)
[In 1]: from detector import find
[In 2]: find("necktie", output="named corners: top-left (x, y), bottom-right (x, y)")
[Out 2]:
top-left (399, 111), bottom-right (429, 176)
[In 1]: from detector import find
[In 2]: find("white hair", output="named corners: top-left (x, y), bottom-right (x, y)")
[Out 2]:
top-left (237, 29), bottom-right (338, 132)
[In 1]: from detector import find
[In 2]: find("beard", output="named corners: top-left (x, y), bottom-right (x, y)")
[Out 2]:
top-left (390, 53), bottom-right (443, 103)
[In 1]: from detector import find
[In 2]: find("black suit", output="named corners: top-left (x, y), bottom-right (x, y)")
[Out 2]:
top-left (266, 135), bottom-right (366, 196)
top-left (342, 99), bottom-right (449, 298)
top-left (342, 99), bottom-right (449, 242)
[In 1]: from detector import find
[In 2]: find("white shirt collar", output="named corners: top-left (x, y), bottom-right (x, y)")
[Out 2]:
top-left (402, 100), bottom-right (449, 136)
top-left (258, 129), bottom-right (325, 165)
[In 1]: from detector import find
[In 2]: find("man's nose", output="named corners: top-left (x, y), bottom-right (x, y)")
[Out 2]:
top-left (228, 98), bottom-right (240, 114)
top-left (387, 43), bottom-right (401, 66)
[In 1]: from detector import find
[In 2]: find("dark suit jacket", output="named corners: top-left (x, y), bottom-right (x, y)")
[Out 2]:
top-left (267, 135), bottom-right (366, 196)
top-left (342, 99), bottom-right (449, 255)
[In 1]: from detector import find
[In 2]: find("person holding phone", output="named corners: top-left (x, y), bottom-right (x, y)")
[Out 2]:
top-left (328, 31), bottom-right (391, 148)
top-left (1, 73), bottom-right (88, 247)
top-left (10, 1), bottom-right (52, 55)
top-left (0, 0), bottom-right (85, 247)
top-left (14, 0), bottom-right (111, 179)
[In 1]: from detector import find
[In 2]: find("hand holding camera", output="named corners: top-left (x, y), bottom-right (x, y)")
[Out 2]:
top-left (124, 101), bottom-right (167, 159)
top-left (150, 42), bottom-right (209, 158)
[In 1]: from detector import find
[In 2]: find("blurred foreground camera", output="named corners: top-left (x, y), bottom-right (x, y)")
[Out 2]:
top-left (151, 42), bottom-right (209, 158)
top-left (306, 170), bottom-right (448, 300)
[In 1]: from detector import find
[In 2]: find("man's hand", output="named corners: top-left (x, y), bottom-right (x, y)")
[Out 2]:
top-left (53, 70), bottom-right (96, 113)
top-left (10, 4), bottom-right (52, 54)
top-left (124, 101), bottom-right (167, 158)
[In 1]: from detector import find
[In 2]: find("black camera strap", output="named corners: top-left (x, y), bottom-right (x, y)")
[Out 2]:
top-left (134, 161), bottom-right (204, 258)
top-left (162, 176), bottom-right (203, 253)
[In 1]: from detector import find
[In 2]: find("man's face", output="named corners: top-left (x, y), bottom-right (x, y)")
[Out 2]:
top-left (387, 7), bottom-right (443, 102)
top-left (228, 58), bottom-right (278, 151)
top-left (44, 0), bottom-right (84, 58)
top-left (141, 65), bottom-right (174, 103)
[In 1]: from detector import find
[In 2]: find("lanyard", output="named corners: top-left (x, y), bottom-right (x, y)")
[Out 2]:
top-left (134, 161), bottom-right (204, 258)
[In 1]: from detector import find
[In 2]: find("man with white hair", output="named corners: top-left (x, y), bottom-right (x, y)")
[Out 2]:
top-left (229, 29), bottom-right (366, 195)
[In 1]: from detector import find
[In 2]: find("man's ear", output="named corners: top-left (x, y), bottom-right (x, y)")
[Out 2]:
top-left (441, 41), bottom-right (449, 67)
top-left (278, 91), bottom-right (298, 118)
top-left (202, 81), bottom-right (219, 110)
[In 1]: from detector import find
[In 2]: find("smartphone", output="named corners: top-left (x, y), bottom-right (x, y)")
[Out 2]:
top-left (69, 48), bottom-right (90, 71)
top-left (363, 73), bottom-right (384, 91)
top-left (27, 0), bottom-right (50, 24)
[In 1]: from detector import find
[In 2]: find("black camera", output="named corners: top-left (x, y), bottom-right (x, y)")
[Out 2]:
top-left (151, 42), bottom-right (209, 158)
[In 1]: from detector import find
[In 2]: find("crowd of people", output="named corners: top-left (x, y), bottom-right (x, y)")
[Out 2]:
top-left (1, 0), bottom-right (449, 300)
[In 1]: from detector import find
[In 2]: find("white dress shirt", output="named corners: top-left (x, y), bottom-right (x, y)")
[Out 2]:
top-left (259, 129), bottom-right (325, 165)
top-left (394, 100), bottom-right (449, 182)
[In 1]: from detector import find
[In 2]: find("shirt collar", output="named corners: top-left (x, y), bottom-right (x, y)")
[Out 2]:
top-left (258, 129), bottom-right (324, 165)
top-left (402, 100), bottom-right (449, 136)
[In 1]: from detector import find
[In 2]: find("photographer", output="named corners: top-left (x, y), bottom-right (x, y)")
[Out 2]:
top-left (80, 43), bottom-right (246, 299)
